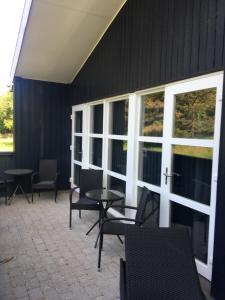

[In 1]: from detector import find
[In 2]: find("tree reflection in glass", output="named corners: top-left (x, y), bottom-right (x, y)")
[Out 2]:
top-left (141, 92), bottom-right (164, 137)
top-left (174, 88), bottom-right (216, 139)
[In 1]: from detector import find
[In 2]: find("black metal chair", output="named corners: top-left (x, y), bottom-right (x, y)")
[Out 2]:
top-left (69, 169), bottom-right (103, 230)
top-left (97, 187), bottom-right (160, 270)
top-left (31, 159), bottom-right (59, 203)
top-left (120, 227), bottom-right (206, 300)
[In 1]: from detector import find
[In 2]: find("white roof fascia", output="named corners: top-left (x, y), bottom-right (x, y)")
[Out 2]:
top-left (10, 0), bottom-right (33, 83)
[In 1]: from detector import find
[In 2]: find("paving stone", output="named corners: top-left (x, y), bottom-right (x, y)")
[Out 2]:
top-left (0, 191), bottom-right (213, 300)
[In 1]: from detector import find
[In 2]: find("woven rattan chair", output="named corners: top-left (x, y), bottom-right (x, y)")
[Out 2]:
top-left (69, 169), bottom-right (103, 230)
top-left (120, 227), bottom-right (206, 300)
top-left (97, 187), bottom-right (160, 270)
top-left (31, 159), bottom-right (59, 203)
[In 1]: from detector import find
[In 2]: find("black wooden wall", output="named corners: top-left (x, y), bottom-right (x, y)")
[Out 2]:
top-left (70, 0), bottom-right (225, 103)
top-left (0, 77), bottom-right (71, 189)
top-left (69, 1), bottom-right (225, 299)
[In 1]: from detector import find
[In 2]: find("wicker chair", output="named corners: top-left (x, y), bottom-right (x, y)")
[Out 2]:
top-left (120, 227), bottom-right (206, 300)
top-left (69, 169), bottom-right (103, 230)
top-left (97, 187), bottom-right (160, 270)
top-left (31, 159), bottom-right (59, 203)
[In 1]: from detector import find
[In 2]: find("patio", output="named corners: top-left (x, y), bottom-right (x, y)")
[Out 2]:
top-left (0, 191), bottom-right (212, 300)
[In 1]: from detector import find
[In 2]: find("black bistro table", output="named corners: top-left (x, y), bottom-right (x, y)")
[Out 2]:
top-left (85, 189), bottom-right (125, 247)
top-left (4, 169), bottom-right (33, 205)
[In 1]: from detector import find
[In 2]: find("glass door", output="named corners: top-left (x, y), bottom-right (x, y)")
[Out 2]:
top-left (71, 105), bottom-right (85, 187)
top-left (161, 73), bottom-right (223, 280)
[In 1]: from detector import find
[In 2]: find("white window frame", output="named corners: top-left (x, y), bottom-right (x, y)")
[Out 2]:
top-left (71, 71), bottom-right (223, 280)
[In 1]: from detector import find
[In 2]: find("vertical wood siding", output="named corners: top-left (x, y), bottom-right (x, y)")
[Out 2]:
top-left (70, 0), bottom-right (225, 104)
top-left (0, 77), bottom-right (71, 190)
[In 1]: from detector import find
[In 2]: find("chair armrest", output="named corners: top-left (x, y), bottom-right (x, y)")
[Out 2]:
top-left (31, 172), bottom-right (39, 184)
top-left (105, 205), bottom-right (137, 213)
top-left (69, 186), bottom-right (79, 203)
top-left (101, 217), bottom-right (137, 227)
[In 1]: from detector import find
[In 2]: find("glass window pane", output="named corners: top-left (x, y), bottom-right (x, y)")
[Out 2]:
top-left (0, 89), bottom-right (14, 152)
top-left (138, 143), bottom-right (162, 186)
top-left (141, 92), bottom-right (164, 137)
top-left (74, 137), bottom-right (82, 161)
top-left (137, 187), bottom-right (160, 227)
top-left (174, 88), bottom-right (216, 139)
top-left (111, 100), bottom-right (128, 135)
top-left (75, 111), bottom-right (82, 133)
top-left (92, 104), bottom-right (103, 134)
top-left (74, 164), bottom-right (81, 186)
top-left (108, 176), bottom-right (126, 215)
top-left (172, 145), bottom-right (212, 205)
top-left (110, 140), bottom-right (127, 175)
top-left (171, 202), bottom-right (209, 264)
top-left (91, 138), bottom-right (102, 167)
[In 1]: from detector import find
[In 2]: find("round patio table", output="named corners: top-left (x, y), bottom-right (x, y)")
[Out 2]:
top-left (4, 169), bottom-right (33, 205)
top-left (85, 189), bottom-right (125, 247)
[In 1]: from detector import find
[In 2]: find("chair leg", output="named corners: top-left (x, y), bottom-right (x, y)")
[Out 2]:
top-left (38, 191), bottom-right (40, 197)
top-left (54, 189), bottom-right (57, 203)
top-left (117, 235), bottom-right (124, 244)
top-left (32, 190), bottom-right (34, 203)
top-left (79, 210), bottom-right (81, 218)
top-left (5, 192), bottom-right (7, 206)
top-left (98, 231), bottom-right (104, 271)
top-left (69, 209), bottom-right (72, 229)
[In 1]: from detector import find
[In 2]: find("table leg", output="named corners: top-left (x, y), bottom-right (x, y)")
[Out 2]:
top-left (86, 218), bottom-right (101, 236)
top-left (7, 185), bottom-right (20, 205)
top-left (7, 184), bottom-right (30, 205)
top-left (94, 202), bottom-right (112, 248)
top-left (18, 184), bottom-right (31, 204)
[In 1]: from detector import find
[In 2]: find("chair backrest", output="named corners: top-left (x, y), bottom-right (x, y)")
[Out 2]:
top-left (79, 169), bottom-right (103, 198)
top-left (39, 159), bottom-right (57, 181)
top-left (124, 227), bottom-right (206, 300)
top-left (135, 187), bottom-right (160, 226)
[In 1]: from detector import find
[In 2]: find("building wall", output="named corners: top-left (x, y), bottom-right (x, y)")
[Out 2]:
top-left (70, 0), bottom-right (225, 103)
top-left (69, 0), bottom-right (225, 298)
top-left (0, 77), bottom-right (71, 190)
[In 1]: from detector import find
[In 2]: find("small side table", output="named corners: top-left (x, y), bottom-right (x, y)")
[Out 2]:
top-left (4, 169), bottom-right (33, 205)
top-left (85, 189), bottom-right (125, 247)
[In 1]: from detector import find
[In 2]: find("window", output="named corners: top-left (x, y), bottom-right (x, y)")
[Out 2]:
top-left (0, 88), bottom-right (14, 152)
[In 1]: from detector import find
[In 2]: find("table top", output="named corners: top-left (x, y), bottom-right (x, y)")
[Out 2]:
top-left (4, 169), bottom-right (33, 176)
top-left (85, 189), bottom-right (124, 202)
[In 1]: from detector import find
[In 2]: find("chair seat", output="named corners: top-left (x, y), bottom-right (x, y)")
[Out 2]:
top-left (33, 181), bottom-right (55, 189)
top-left (71, 196), bottom-right (101, 211)
top-left (103, 222), bottom-right (134, 235)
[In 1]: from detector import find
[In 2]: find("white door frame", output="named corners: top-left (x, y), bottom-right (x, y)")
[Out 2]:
top-left (160, 72), bottom-right (223, 279)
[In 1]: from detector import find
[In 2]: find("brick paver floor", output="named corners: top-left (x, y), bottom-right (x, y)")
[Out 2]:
top-left (0, 191), bottom-right (212, 300)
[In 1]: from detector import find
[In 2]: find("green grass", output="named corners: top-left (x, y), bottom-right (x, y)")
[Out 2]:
top-left (0, 134), bottom-right (14, 152)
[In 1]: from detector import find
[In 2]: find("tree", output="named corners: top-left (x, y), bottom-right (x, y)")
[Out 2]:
top-left (0, 90), bottom-right (13, 134)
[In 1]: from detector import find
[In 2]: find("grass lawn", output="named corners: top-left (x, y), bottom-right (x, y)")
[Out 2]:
top-left (0, 134), bottom-right (14, 152)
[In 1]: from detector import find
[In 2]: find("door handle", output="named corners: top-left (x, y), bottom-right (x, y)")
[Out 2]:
top-left (163, 168), bottom-right (181, 184)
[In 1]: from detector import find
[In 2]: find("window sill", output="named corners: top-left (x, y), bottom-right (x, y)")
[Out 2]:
top-left (0, 152), bottom-right (15, 156)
